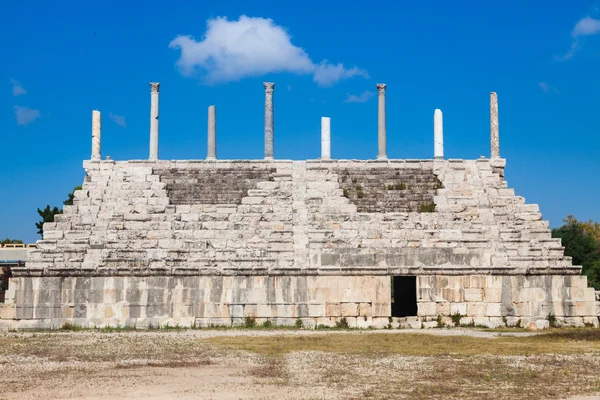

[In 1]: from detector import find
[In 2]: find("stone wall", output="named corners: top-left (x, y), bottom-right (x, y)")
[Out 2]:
top-left (2, 158), bottom-right (598, 329)
top-left (1, 274), bottom-right (595, 329)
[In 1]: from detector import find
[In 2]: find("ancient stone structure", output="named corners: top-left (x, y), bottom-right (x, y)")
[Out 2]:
top-left (434, 109), bottom-right (443, 159)
top-left (0, 83), bottom-right (598, 330)
top-left (207, 105), bottom-right (216, 161)
top-left (490, 92), bottom-right (500, 159)
top-left (91, 110), bottom-right (101, 160)
top-left (264, 82), bottom-right (275, 160)
top-left (321, 117), bottom-right (331, 160)
top-left (149, 82), bottom-right (160, 161)
top-left (376, 83), bottom-right (387, 160)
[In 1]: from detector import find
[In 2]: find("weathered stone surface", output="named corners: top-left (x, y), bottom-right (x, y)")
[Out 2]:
top-left (3, 158), bottom-right (597, 329)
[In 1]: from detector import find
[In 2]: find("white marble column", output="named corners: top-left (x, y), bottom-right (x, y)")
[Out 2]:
top-left (149, 82), bottom-right (160, 161)
top-left (490, 92), bottom-right (500, 158)
top-left (376, 83), bottom-right (387, 160)
top-left (434, 109), bottom-right (443, 159)
top-left (207, 105), bottom-right (216, 160)
top-left (264, 82), bottom-right (275, 160)
top-left (321, 117), bottom-right (331, 160)
top-left (91, 110), bottom-right (101, 160)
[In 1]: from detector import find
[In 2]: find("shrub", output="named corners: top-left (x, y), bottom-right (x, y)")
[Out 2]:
top-left (547, 313), bottom-right (558, 328)
top-left (244, 316), bottom-right (257, 328)
top-left (262, 320), bottom-right (273, 329)
top-left (450, 312), bottom-right (463, 327)
top-left (436, 315), bottom-right (445, 328)
top-left (418, 202), bottom-right (435, 213)
top-left (335, 317), bottom-right (349, 329)
top-left (295, 319), bottom-right (303, 329)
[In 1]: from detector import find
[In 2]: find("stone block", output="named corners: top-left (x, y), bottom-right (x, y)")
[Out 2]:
top-left (406, 317), bottom-right (422, 329)
top-left (484, 288), bottom-right (502, 303)
top-left (485, 303), bottom-right (502, 317)
top-left (450, 303), bottom-right (467, 315)
top-left (464, 288), bottom-right (483, 302)
top-left (325, 303), bottom-right (341, 317)
top-left (341, 303), bottom-right (358, 317)
top-left (417, 302), bottom-right (436, 316)
top-left (372, 303), bottom-right (391, 317)
top-left (436, 302), bottom-right (450, 315)
top-left (422, 321), bottom-right (437, 329)
top-left (358, 302), bottom-right (372, 317)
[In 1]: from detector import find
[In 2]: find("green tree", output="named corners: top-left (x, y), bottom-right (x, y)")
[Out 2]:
top-left (63, 185), bottom-right (82, 206)
top-left (35, 205), bottom-right (62, 237)
top-left (0, 239), bottom-right (23, 245)
top-left (552, 216), bottom-right (600, 290)
top-left (35, 185), bottom-right (82, 237)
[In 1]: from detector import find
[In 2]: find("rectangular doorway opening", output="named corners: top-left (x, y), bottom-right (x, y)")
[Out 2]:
top-left (391, 276), bottom-right (417, 317)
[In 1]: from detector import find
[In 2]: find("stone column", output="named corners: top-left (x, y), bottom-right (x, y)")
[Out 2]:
top-left (264, 82), bottom-right (275, 160)
top-left (376, 83), bottom-right (387, 160)
top-left (91, 110), bottom-right (101, 160)
top-left (434, 109), bottom-right (443, 159)
top-left (490, 91), bottom-right (500, 158)
top-left (149, 82), bottom-right (160, 161)
top-left (321, 117), bottom-right (331, 160)
top-left (207, 105), bottom-right (216, 160)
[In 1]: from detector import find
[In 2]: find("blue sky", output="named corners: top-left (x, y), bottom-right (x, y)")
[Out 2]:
top-left (1, 0), bottom-right (599, 243)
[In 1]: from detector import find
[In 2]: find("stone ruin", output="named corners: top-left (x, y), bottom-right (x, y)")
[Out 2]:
top-left (1, 82), bottom-right (598, 330)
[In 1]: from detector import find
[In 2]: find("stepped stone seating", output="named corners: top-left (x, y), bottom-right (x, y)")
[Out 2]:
top-left (157, 167), bottom-right (277, 205)
top-left (333, 166), bottom-right (440, 213)
top-left (0, 158), bottom-right (597, 330)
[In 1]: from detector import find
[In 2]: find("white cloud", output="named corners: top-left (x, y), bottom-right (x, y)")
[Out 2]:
top-left (10, 79), bottom-right (26, 96)
top-left (538, 82), bottom-right (559, 94)
top-left (314, 62), bottom-right (368, 87)
top-left (557, 16), bottom-right (600, 61)
top-left (169, 16), bottom-right (367, 87)
top-left (572, 16), bottom-right (600, 37)
top-left (109, 113), bottom-right (127, 127)
top-left (14, 106), bottom-right (41, 126)
top-left (345, 90), bottom-right (375, 103)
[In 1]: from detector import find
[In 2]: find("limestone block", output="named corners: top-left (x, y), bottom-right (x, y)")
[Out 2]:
top-left (486, 303), bottom-right (502, 317)
top-left (484, 288), bottom-right (502, 303)
top-left (372, 317), bottom-right (389, 329)
top-left (467, 302), bottom-right (485, 317)
top-left (576, 301), bottom-right (596, 316)
top-left (326, 302), bottom-right (341, 317)
top-left (450, 303), bottom-right (467, 315)
top-left (436, 302), bottom-right (450, 315)
top-left (464, 288), bottom-right (483, 302)
top-left (422, 321), bottom-right (437, 329)
top-left (372, 302), bottom-right (391, 317)
top-left (417, 302), bottom-right (436, 316)
top-left (358, 302), bottom-right (372, 317)
top-left (341, 302), bottom-right (359, 316)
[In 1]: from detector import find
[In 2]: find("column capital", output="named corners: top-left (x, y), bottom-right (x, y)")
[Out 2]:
top-left (263, 82), bottom-right (275, 94)
top-left (150, 82), bottom-right (160, 93)
top-left (376, 83), bottom-right (387, 93)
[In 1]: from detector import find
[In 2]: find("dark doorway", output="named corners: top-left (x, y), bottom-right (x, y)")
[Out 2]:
top-left (391, 276), bottom-right (417, 317)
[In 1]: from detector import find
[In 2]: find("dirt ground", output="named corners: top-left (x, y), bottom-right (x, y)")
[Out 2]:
top-left (0, 328), bottom-right (599, 400)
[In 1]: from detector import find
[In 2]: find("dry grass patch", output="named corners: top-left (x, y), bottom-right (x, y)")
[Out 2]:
top-left (204, 329), bottom-right (600, 356)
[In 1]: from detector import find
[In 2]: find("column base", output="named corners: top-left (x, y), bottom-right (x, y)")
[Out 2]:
top-left (205, 157), bottom-right (217, 161)
top-left (264, 156), bottom-right (274, 161)
top-left (376, 155), bottom-right (388, 161)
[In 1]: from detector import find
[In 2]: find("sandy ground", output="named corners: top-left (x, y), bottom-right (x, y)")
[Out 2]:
top-left (0, 329), bottom-right (598, 400)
